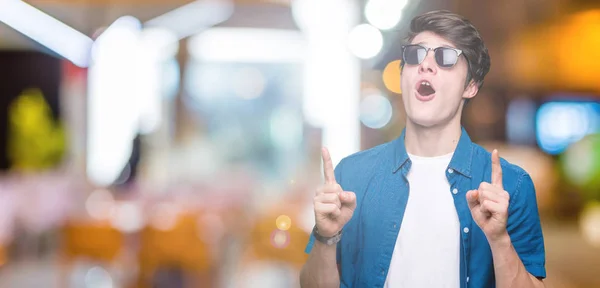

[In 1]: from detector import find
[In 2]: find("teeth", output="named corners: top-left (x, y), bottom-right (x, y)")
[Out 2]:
top-left (421, 81), bottom-right (430, 86)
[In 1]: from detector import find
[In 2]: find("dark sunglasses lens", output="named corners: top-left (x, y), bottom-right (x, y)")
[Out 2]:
top-left (435, 48), bottom-right (459, 67)
top-left (404, 46), bottom-right (427, 65)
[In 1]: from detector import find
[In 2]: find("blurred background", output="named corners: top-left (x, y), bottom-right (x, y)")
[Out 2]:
top-left (0, 0), bottom-right (598, 287)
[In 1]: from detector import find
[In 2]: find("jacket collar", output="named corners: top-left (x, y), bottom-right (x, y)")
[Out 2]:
top-left (392, 126), bottom-right (474, 178)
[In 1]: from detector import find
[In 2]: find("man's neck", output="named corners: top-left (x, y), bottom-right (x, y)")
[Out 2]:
top-left (404, 119), bottom-right (462, 157)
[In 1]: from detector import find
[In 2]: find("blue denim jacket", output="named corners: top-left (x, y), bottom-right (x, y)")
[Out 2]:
top-left (305, 127), bottom-right (546, 288)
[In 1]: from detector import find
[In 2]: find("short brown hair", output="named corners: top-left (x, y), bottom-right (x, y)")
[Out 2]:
top-left (402, 10), bottom-right (491, 90)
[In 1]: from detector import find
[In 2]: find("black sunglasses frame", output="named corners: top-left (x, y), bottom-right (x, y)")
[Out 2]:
top-left (401, 44), bottom-right (464, 68)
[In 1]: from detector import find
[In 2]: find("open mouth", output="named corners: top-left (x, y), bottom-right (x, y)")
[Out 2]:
top-left (416, 80), bottom-right (436, 96)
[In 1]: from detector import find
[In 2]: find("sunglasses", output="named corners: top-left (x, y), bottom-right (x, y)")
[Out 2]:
top-left (401, 44), bottom-right (464, 68)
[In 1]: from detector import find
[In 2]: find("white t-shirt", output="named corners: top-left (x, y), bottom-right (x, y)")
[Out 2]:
top-left (384, 152), bottom-right (460, 288)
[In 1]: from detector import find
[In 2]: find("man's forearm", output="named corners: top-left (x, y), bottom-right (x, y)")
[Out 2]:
top-left (300, 241), bottom-right (340, 288)
top-left (489, 232), bottom-right (545, 288)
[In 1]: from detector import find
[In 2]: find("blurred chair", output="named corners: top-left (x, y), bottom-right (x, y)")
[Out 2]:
top-left (136, 211), bottom-right (215, 288)
top-left (59, 220), bottom-right (125, 287)
top-left (233, 209), bottom-right (309, 288)
top-left (247, 215), bottom-right (309, 268)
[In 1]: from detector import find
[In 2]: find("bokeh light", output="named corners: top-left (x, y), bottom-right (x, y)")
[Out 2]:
top-left (276, 215), bottom-right (292, 231)
top-left (561, 134), bottom-right (600, 199)
top-left (291, 0), bottom-right (355, 33)
top-left (536, 101), bottom-right (600, 155)
top-left (360, 92), bottom-right (393, 129)
top-left (149, 202), bottom-right (180, 231)
top-left (85, 189), bottom-right (115, 220)
top-left (110, 201), bottom-right (143, 233)
top-left (364, 0), bottom-right (408, 30)
top-left (382, 59), bottom-right (402, 94)
top-left (580, 202), bottom-right (600, 248)
top-left (347, 24), bottom-right (383, 59)
top-left (84, 266), bottom-right (114, 288)
top-left (270, 229), bottom-right (290, 249)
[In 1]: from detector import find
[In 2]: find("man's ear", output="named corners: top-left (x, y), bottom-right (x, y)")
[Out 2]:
top-left (463, 80), bottom-right (478, 99)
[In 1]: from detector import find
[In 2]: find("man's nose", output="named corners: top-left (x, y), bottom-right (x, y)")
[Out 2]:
top-left (419, 51), bottom-right (437, 74)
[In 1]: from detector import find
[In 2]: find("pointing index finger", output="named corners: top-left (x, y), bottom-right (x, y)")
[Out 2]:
top-left (491, 149), bottom-right (503, 189)
top-left (322, 147), bottom-right (336, 184)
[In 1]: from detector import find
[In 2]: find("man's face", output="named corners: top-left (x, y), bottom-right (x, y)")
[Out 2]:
top-left (400, 31), bottom-right (477, 128)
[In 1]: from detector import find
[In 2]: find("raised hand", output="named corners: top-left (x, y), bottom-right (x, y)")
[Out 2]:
top-left (314, 147), bottom-right (357, 238)
top-left (466, 149), bottom-right (510, 242)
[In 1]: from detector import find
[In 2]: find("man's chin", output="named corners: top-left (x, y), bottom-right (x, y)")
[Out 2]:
top-left (406, 116), bottom-right (440, 129)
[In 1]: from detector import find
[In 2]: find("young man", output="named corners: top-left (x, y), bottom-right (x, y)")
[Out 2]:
top-left (299, 10), bottom-right (546, 288)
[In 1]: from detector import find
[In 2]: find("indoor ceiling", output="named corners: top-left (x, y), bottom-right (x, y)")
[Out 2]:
top-left (2, 0), bottom-right (597, 92)
top-left (0, 0), bottom-right (295, 50)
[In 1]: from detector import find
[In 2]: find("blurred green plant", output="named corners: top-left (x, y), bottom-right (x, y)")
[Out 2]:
top-left (7, 88), bottom-right (66, 171)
